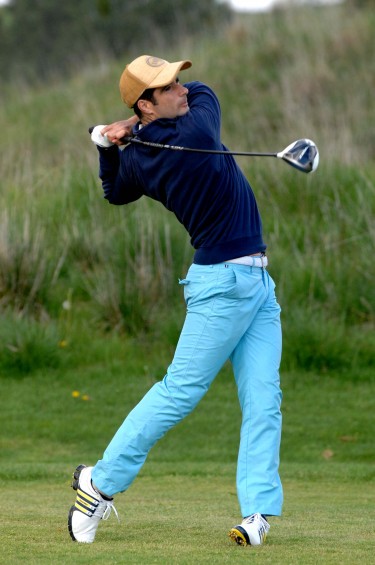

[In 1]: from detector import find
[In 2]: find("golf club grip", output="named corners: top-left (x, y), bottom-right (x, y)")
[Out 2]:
top-left (89, 125), bottom-right (133, 148)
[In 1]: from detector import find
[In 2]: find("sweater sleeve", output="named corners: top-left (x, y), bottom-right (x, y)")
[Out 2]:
top-left (97, 145), bottom-right (143, 205)
top-left (153, 81), bottom-right (221, 152)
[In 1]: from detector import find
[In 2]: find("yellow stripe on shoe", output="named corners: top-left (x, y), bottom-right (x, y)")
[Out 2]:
top-left (75, 500), bottom-right (96, 517)
top-left (76, 487), bottom-right (100, 505)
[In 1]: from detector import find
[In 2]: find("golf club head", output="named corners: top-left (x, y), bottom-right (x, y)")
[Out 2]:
top-left (277, 139), bottom-right (319, 173)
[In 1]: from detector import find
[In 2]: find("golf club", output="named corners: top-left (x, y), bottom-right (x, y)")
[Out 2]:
top-left (90, 126), bottom-right (319, 173)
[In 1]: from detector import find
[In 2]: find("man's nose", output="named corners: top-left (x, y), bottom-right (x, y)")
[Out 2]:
top-left (178, 83), bottom-right (188, 96)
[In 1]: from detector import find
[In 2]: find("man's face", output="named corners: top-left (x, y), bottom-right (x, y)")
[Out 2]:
top-left (141, 78), bottom-right (189, 121)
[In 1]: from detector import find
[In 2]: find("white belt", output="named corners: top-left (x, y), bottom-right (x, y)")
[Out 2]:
top-left (226, 255), bottom-right (268, 268)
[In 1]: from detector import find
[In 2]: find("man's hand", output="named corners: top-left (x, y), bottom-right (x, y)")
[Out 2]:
top-left (101, 117), bottom-right (139, 146)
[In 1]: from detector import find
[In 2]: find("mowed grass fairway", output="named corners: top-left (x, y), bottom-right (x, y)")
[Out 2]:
top-left (1, 350), bottom-right (374, 564)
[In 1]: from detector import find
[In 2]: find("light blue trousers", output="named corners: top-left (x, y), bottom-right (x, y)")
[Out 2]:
top-left (92, 262), bottom-right (283, 517)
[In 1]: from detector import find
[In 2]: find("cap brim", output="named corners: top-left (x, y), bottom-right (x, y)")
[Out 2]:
top-left (148, 60), bottom-right (192, 89)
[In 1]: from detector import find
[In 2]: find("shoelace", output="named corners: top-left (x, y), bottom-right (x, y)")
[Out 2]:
top-left (243, 513), bottom-right (268, 525)
top-left (102, 501), bottom-right (120, 523)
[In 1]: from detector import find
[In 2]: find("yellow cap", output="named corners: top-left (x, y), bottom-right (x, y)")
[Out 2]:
top-left (119, 55), bottom-right (192, 108)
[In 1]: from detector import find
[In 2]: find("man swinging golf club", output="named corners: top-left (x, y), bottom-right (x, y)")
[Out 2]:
top-left (68, 54), bottom-right (283, 546)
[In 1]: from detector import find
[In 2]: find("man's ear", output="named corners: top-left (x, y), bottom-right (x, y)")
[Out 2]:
top-left (137, 99), bottom-right (153, 115)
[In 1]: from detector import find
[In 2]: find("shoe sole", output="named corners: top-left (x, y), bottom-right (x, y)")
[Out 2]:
top-left (68, 464), bottom-right (87, 542)
top-left (71, 464), bottom-right (87, 490)
top-left (228, 527), bottom-right (249, 546)
top-left (68, 505), bottom-right (77, 541)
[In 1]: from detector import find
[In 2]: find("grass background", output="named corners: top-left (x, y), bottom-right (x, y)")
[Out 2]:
top-left (0, 2), bottom-right (374, 563)
top-left (1, 363), bottom-right (374, 563)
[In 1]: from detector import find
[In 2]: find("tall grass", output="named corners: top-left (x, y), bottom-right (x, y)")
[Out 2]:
top-left (198, 5), bottom-right (375, 164)
top-left (0, 3), bottom-right (373, 375)
top-left (0, 207), bottom-right (66, 316)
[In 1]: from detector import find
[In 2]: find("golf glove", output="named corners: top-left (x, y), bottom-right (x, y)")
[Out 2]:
top-left (90, 125), bottom-right (114, 148)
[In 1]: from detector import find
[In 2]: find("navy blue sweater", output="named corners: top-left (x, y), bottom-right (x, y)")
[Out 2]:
top-left (98, 81), bottom-right (266, 264)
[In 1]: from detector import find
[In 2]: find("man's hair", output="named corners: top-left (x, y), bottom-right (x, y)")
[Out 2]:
top-left (133, 88), bottom-right (157, 118)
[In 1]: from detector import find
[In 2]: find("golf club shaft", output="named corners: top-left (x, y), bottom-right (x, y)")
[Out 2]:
top-left (121, 136), bottom-right (277, 157)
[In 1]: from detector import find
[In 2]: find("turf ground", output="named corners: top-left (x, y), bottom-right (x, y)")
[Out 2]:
top-left (1, 360), bottom-right (374, 564)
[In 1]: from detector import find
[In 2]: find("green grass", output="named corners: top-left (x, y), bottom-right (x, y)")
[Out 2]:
top-left (2, 476), bottom-right (374, 564)
top-left (1, 350), bottom-right (374, 564)
top-left (0, 3), bottom-right (374, 363)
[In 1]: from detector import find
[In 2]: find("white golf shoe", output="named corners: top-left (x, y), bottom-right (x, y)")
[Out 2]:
top-left (228, 513), bottom-right (270, 546)
top-left (68, 464), bottom-right (118, 543)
